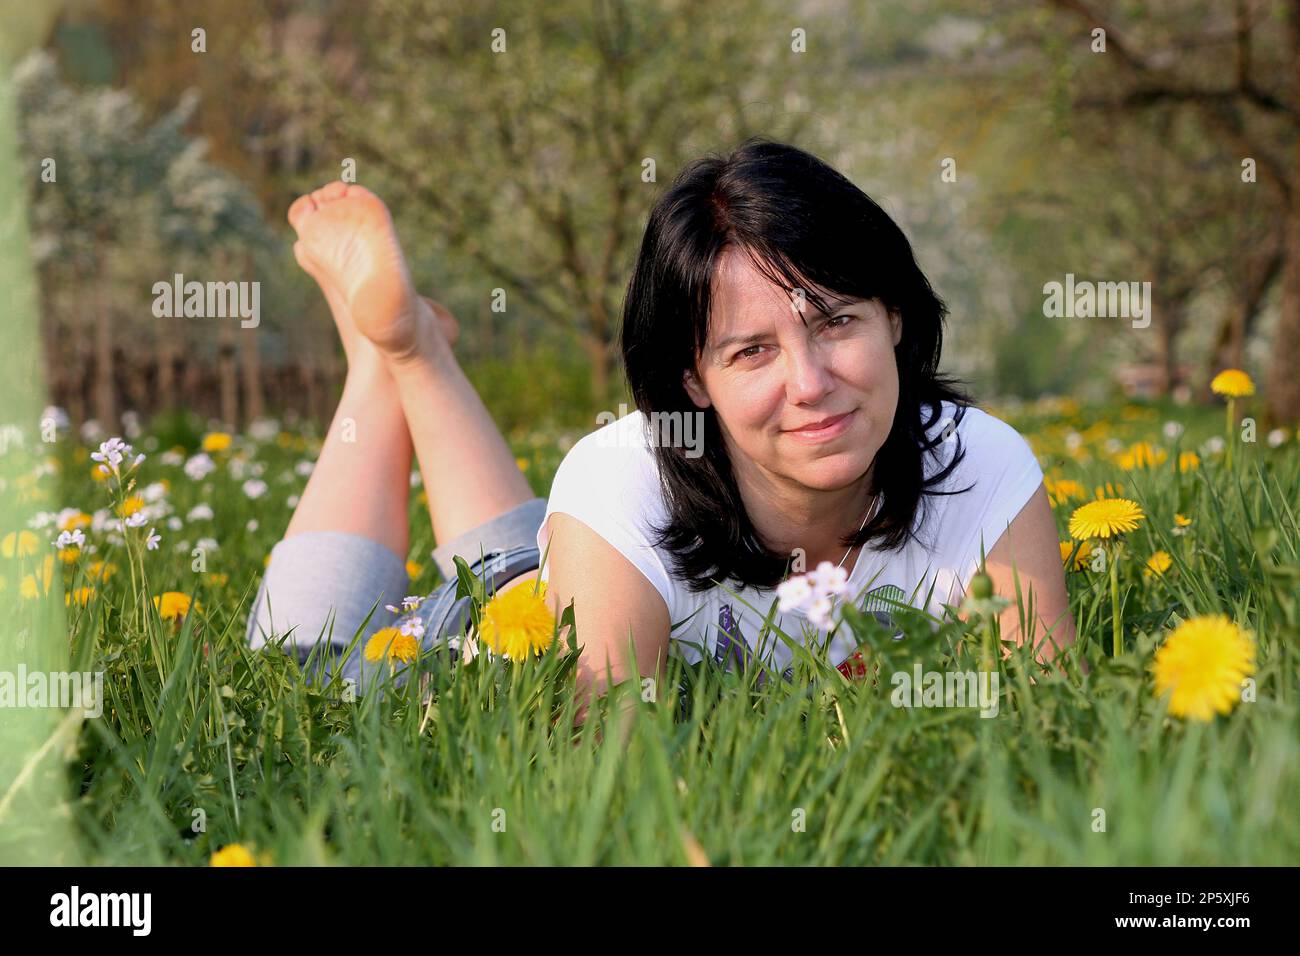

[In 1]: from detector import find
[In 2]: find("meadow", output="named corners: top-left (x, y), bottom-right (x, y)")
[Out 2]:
top-left (2, 384), bottom-right (1297, 866)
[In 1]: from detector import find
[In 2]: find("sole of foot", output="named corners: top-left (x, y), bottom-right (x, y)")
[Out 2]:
top-left (288, 182), bottom-right (458, 356)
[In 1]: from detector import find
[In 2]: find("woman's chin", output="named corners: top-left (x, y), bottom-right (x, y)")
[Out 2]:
top-left (788, 458), bottom-right (873, 492)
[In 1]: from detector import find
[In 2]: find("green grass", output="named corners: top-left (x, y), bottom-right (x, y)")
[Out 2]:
top-left (1, 397), bottom-right (1297, 865)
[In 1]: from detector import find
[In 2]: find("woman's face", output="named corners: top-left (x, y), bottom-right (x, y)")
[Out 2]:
top-left (683, 246), bottom-right (902, 496)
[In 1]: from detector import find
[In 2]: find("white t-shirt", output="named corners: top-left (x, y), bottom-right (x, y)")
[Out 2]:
top-left (536, 399), bottom-right (1044, 676)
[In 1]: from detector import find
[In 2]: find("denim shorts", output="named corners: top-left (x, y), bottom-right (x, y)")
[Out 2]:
top-left (246, 498), bottom-right (547, 690)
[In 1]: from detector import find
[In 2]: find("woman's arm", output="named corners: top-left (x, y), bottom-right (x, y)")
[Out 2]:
top-left (982, 484), bottom-right (1084, 671)
top-left (541, 512), bottom-right (671, 723)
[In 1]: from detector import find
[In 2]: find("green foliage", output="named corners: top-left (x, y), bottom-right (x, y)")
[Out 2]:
top-left (1, 397), bottom-right (1295, 864)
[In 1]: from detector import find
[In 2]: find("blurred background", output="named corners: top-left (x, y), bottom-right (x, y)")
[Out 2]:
top-left (7, 0), bottom-right (1297, 436)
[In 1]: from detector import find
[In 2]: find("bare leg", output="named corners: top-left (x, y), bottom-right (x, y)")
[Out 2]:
top-left (288, 182), bottom-right (533, 549)
top-left (281, 186), bottom-right (415, 559)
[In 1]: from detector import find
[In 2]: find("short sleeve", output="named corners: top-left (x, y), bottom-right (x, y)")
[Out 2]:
top-left (943, 408), bottom-right (1045, 589)
top-left (535, 420), bottom-right (677, 620)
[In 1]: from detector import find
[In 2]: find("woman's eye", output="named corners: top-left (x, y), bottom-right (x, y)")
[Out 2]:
top-left (824, 314), bottom-right (855, 330)
top-left (736, 345), bottom-right (764, 361)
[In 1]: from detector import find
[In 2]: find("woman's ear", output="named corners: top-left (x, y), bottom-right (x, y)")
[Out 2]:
top-left (682, 366), bottom-right (712, 409)
top-left (888, 307), bottom-right (903, 347)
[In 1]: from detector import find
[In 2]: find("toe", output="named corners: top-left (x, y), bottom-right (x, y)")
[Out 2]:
top-left (287, 193), bottom-right (317, 229)
top-left (312, 181), bottom-right (350, 205)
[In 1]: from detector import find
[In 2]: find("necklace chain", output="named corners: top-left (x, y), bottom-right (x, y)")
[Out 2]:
top-left (838, 491), bottom-right (882, 570)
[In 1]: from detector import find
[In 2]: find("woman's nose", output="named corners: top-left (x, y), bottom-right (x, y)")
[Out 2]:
top-left (783, 341), bottom-right (834, 404)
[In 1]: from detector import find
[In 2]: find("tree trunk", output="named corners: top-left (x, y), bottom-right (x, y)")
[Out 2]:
top-left (239, 321), bottom-right (264, 424)
top-left (156, 336), bottom-right (176, 411)
top-left (1154, 298), bottom-right (1183, 396)
top-left (66, 276), bottom-right (86, 423)
top-left (585, 334), bottom-right (610, 405)
top-left (1269, 2), bottom-right (1300, 425)
top-left (93, 264), bottom-right (115, 428)
top-left (1270, 208), bottom-right (1300, 424)
top-left (302, 358), bottom-right (321, 425)
top-left (217, 321), bottom-right (239, 428)
top-left (584, 297), bottom-right (612, 404)
top-left (1215, 300), bottom-right (1248, 374)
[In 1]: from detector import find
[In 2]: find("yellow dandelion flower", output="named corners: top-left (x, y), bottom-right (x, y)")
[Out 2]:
top-left (1153, 615), bottom-right (1255, 721)
top-left (57, 511), bottom-right (92, 532)
top-left (1068, 498), bottom-right (1145, 540)
top-left (153, 591), bottom-right (197, 621)
top-left (58, 547), bottom-right (79, 564)
top-left (1177, 451), bottom-right (1200, 473)
top-left (66, 586), bottom-right (96, 607)
top-left (1, 530), bottom-right (40, 558)
top-left (201, 432), bottom-right (233, 453)
top-left (205, 572), bottom-right (229, 587)
top-left (1045, 477), bottom-right (1084, 506)
top-left (1116, 441), bottom-right (1167, 470)
top-left (1143, 550), bottom-right (1173, 578)
top-left (20, 555), bottom-right (56, 599)
top-left (87, 560), bottom-right (118, 581)
top-left (90, 465), bottom-right (109, 482)
top-left (1210, 369), bottom-right (1254, 398)
top-left (479, 581), bottom-right (555, 662)
top-left (1059, 540), bottom-right (1095, 571)
top-left (405, 560), bottom-right (423, 579)
top-left (515, 457), bottom-right (530, 472)
top-left (1174, 514), bottom-right (1192, 527)
top-left (1092, 482), bottom-right (1125, 499)
top-left (364, 626), bottom-right (420, 663)
top-left (210, 844), bottom-right (257, 867)
top-left (117, 495), bottom-right (145, 518)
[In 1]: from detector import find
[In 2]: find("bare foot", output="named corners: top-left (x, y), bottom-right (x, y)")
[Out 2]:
top-left (287, 182), bottom-right (457, 357)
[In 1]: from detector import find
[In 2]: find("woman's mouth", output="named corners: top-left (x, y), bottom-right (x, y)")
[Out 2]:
top-left (784, 409), bottom-right (856, 442)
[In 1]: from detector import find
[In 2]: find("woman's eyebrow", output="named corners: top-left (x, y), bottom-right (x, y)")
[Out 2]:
top-left (711, 299), bottom-right (866, 351)
top-left (712, 330), bottom-right (769, 351)
top-left (809, 293), bottom-right (863, 313)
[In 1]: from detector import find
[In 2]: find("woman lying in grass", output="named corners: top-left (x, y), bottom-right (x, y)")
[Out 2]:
top-left (247, 137), bottom-right (1078, 714)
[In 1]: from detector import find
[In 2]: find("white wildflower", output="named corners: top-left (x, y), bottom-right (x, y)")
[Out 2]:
top-left (54, 528), bottom-right (85, 550)
top-left (184, 453), bottom-right (216, 481)
top-left (776, 576), bottom-right (812, 613)
top-left (90, 437), bottom-right (132, 476)
top-left (141, 481), bottom-right (169, 503)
